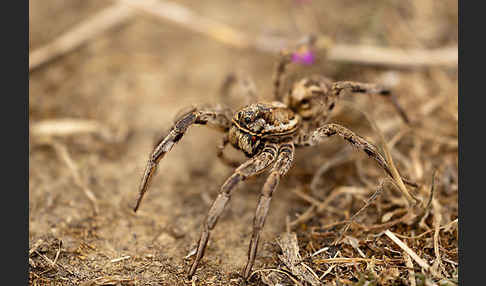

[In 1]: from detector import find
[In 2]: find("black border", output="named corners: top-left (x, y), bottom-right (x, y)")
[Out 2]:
top-left (5, 0), bottom-right (29, 284)
top-left (457, 0), bottom-right (462, 281)
top-left (0, 0), bottom-right (29, 283)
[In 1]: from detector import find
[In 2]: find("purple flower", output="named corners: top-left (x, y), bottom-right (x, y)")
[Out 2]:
top-left (291, 50), bottom-right (315, 65)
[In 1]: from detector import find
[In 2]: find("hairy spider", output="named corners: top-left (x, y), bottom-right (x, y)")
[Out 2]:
top-left (133, 47), bottom-right (413, 280)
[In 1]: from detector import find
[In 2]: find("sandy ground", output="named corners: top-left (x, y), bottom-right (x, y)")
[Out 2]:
top-left (29, 1), bottom-right (457, 285)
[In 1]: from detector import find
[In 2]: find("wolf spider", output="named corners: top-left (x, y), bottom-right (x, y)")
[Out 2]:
top-left (133, 48), bottom-right (414, 280)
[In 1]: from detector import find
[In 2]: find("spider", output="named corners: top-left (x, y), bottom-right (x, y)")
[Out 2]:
top-left (133, 45), bottom-right (414, 280)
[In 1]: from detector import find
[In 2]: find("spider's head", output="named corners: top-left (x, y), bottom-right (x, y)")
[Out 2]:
top-left (285, 76), bottom-right (336, 121)
top-left (229, 103), bottom-right (299, 157)
top-left (228, 105), bottom-right (267, 157)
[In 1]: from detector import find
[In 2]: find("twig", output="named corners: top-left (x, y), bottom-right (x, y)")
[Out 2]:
top-left (332, 179), bottom-right (386, 245)
top-left (390, 218), bottom-right (457, 240)
top-left (319, 264), bottom-right (336, 280)
top-left (29, 258), bottom-right (36, 268)
top-left (31, 118), bottom-right (112, 139)
top-left (365, 212), bottom-right (413, 232)
top-left (290, 186), bottom-right (366, 228)
top-left (327, 44), bottom-right (457, 69)
top-left (34, 250), bottom-right (56, 268)
top-left (276, 232), bottom-right (321, 286)
top-left (42, 140), bottom-right (99, 214)
top-left (412, 170), bottom-right (437, 228)
top-left (318, 251), bottom-right (339, 280)
top-left (29, 239), bottom-right (44, 256)
top-left (431, 198), bottom-right (445, 278)
top-left (118, 0), bottom-right (250, 49)
top-left (292, 188), bottom-right (322, 207)
top-left (251, 268), bottom-right (304, 286)
top-left (384, 230), bottom-right (430, 271)
top-left (52, 240), bottom-right (62, 266)
top-left (79, 276), bottom-right (134, 286)
top-left (413, 129), bottom-right (458, 149)
top-left (55, 142), bottom-right (99, 214)
top-left (29, 0), bottom-right (457, 72)
top-left (403, 253), bottom-right (416, 286)
top-left (364, 107), bottom-right (419, 206)
top-left (313, 257), bottom-right (383, 265)
top-left (29, 4), bottom-right (134, 71)
top-left (110, 256), bottom-right (131, 263)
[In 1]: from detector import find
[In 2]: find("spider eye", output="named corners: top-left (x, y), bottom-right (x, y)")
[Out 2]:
top-left (300, 99), bottom-right (310, 109)
top-left (244, 117), bottom-right (252, 124)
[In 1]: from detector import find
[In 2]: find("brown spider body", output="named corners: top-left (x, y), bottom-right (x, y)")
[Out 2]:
top-left (285, 75), bottom-right (335, 122)
top-left (229, 102), bottom-right (301, 156)
top-left (133, 48), bottom-right (413, 281)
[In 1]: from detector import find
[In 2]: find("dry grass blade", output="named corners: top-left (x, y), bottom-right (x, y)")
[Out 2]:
top-left (276, 232), bottom-right (321, 286)
top-left (255, 268), bottom-right (304, 286)
top-left (52, 240), bottom-right (62, 266)
top-left (34, 250), bottom-right (56, 268)
top-left (290, 186), bottom-right (366, 228)
top-left (29, 4), bottom-right (134, 71)
top-left (361, 106), bottom-right (419, 207)
top-left (404, 252), bottom-right (417, 286)
top-left (110, 256), bottom-right (131, 263)
top-left (431, 198), bottom-right (445, 278)
top-left (29, 239), bottom-right (44, 256)
top-left (30, 118), bottom-right (127, 144)
top-left (328, 44), bottom-right (457, 69)
top-left (413, 170), bottom-right (437, 227)
top-left (54, 142), bottom-right (99, 214)
top-left (31, 119), bottom-right (107, 138)
top-left (313, 257), bottom-right (383, 265)
top-left (118, 0), bottom-right (250, 49)
top-left (393, 218), bottom-right (457, 240)
top-left (79, 276), bottom-right (133, 286)
top-left (38, 140), bottom-right (99, 214)
top-left (332, 179), bottom-right (387, 245)
top-left (384, 230), bottom-right (430, 271)
top-left (413, 129), bottom-right (458, 149)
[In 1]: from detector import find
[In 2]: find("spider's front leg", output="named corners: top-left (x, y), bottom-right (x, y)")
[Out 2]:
top-left (331, 81), bottom-right (410, 124)
top-left (188, 143), bottom-right (279, 279)
top-left (242, 143), bottom-right (295, 279)
top-left (299, 123), bottom-right (415, 186)
top-left (134, 105), bottom-right (233, 212)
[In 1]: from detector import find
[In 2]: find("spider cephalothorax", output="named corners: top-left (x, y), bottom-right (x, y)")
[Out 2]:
top-left (133, 47), bottom-right (413, 281)
top-left (229, 102), bottom-right (301, 156)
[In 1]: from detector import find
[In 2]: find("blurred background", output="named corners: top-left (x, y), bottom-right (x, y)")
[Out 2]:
top-left (29, 1), bottom-right (457, 285)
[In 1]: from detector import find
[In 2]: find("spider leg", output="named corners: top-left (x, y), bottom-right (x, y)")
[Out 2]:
top-left (272, 51), bottom-right (293, 102)
top-left (242, 143), bottom-right (295, 279)
top-left (220, 73), bottom-right (258, 106)
top-left (188, 143), bottom-right (279, 279)
top-left (216, 133), bottom-right (241, 168)
top-left (299, 123), bottom-right (416, 186)
top-left (331, 81), bottom-right (410, 124)
top-left (134, 105), bottom-right (233, 212)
